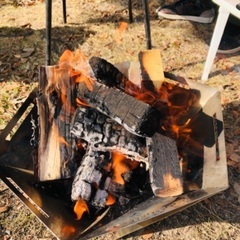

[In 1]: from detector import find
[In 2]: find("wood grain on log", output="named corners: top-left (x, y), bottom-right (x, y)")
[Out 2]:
top-left (138, 49), bottom-right (165, 90)
top-left (37, 66), bottom-right (77, 181)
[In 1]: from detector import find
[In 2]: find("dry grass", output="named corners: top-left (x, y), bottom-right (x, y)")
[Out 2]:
top-left (0, 0), bottom-right (240, 239)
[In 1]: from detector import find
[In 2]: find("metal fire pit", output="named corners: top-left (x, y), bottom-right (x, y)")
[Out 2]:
top-left (0, 78), bottom-right (228, 240)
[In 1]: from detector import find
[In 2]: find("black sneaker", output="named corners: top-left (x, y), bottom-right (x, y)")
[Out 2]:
top-left (218, 21), bottom-right (240, 54)
top-left (156, 0), bottom-right (215, 24)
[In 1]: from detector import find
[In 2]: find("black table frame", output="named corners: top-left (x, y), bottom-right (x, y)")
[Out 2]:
top-left (45, 0), bottom-right (151, 65)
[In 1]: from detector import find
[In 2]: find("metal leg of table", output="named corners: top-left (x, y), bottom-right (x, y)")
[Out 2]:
top-left (128, 0), bottom-right (152, 49)
top-left (62, 0), bottom-right (67, 24)
top-left (128, 0), bottom-right (133, 23)
top-left (142, 0), bottom-right (151, 49)
top-left (46, 0), bottom-right (52, 66)
top-left (45, 0), bottom-right (152, 65)
top-left (46, 0), bottom-right (67, 65)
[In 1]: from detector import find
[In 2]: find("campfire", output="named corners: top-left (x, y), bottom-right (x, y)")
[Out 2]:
top-left (0, 49), bottom-right (228, 240)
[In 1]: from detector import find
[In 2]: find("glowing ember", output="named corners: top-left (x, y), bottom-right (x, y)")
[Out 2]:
top-left (76, 97), bottom-right (89, 107)
top-left (106, 193), bottom-right (116, 206)
top-left (74, 198), bottom-right (89, 220)
top-left (62, 225), bottom-right (76, 238)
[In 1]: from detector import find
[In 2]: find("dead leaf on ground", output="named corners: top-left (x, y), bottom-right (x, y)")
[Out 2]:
top-left (20, 22), bottom-right (32, 28)
top-left (230, 152), bottom-right (240, 163)
top-left (233, 182), bottom-right (240, 195)
top-left (0, 199), bottom-right (9, 213)
top-left (142, 229), bottom-right (154, 240)
top-left (232, 110), bottom-right (239, 119)
top-left (21, 48), bottom-right (35, 58)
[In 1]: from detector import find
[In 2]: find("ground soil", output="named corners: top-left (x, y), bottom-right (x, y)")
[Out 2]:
top-left (0, 0), bottom-right (240, 239)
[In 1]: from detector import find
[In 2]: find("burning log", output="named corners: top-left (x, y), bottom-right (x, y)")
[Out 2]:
top-left (71, 147), bottom-right (141, 208)
top-left (70, 106), bottom-right (148, 208)
top-left (71, 107), bottom-right (147, 163)
top-left (76, 80), bottom-right (160, 137)
top-left (89, 52), bottom-right (202, 139)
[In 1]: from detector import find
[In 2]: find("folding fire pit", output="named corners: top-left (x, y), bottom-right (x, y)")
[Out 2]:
top-left (0, 50), bottom-right (228, 240)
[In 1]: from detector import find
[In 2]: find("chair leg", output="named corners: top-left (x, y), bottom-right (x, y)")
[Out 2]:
top-left (142, 0), bottom-right (152, 49)
top-left (46, 0), bottom-right (52, 66)
top-left (201, 7), bottom-right (230, 82)
top-left (62, 0), bottom-right (67, 24)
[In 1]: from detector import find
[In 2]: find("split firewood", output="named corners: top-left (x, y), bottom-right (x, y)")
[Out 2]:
top-left (37, 66), bottom-right (77, 181)
top-left (71, 106), bottom-right (147, 163)
top-left (89, 56), bottom-right (165, 106)
top-left (76, 80), bottom-right (160, 137)
top-left (140, 49), bottom-right (183, 197)
top-left (138, 49), bottom-right (165, 90)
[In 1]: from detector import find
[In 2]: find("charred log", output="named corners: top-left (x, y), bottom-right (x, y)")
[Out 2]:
top-left (71, 148), bottom-right (140, 208)
top-left (71, 106), bottom-right (147, 163)
top-left (146, 132), bottom-right (183, 197)
top-left (71, 149), bottom-right (112, 207)
top-left (89, 57), bottom-right (141, 96)
top-left (76, 80), bottom-right (160, 137)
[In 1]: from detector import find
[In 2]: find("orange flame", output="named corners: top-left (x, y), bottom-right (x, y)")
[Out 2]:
top-left (58, 49), bottom-right (95, 91)
top-left (111, 152), bottom-right (139, 185)
top-left (115, 21), bottom-right (128, 43)
top-left (62, 225), bottom-right (76, 238)
top-left (76, 97), bottom-right (89, 107)
top-left (73, 198), bottom-right (89, 220)
top-left (106, 193), bottom-right (116, 206)
top-left (103, 162), bottom-right (112, 172)
top-left (58, 136), bottom-right (69, 146)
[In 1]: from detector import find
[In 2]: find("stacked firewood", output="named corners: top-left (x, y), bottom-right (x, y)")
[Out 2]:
top-left (37, 49), bottom-right (203, 213)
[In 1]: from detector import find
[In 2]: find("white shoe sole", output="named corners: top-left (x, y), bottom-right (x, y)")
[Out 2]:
top-left (157, 9), bottom-right (215, 24)
top-left (217, 46), bottom-right (240, 54)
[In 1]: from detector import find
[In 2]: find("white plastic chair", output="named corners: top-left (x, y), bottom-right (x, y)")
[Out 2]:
top-left (201, 0), bottom-right (240, 82)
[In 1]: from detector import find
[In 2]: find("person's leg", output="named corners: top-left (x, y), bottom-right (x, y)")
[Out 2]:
top-left (218, 18), bottom-right (240, 54)
top-left (156, 0), bottom-right (240, 53)
top-left (156, 0), bottom-right (215, 23)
